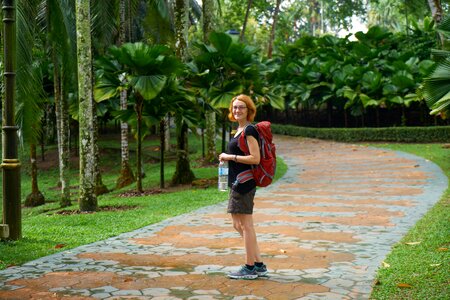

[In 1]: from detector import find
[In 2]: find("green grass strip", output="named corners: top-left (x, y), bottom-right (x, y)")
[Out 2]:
top-left (369, 143), bottom-right (450, 300)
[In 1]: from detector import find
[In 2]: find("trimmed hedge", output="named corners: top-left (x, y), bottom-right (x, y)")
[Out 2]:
top-left (272, 124), bottom-right (450, 143)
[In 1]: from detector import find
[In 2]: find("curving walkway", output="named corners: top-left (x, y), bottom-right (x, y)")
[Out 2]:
top-left (0, 136), bottom-right (447, 299)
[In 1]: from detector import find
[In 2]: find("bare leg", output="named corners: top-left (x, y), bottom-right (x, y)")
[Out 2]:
top-left (231, 213), bottom-right (261, 265)
top-left (231, 213), bottom-right (243, 236)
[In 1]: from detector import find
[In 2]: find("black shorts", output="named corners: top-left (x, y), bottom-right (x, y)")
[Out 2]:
top-left (227, 188), bottom-right (256, 214)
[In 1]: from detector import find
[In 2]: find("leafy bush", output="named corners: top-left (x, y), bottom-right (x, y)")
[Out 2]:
top-left (272, 123), bottom-right (450, 142)
top-left (272, 24), bottom-right (437, 126)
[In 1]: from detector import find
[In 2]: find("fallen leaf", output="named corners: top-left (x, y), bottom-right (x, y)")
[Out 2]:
top-left (397, 283), bottom-right (412, 288)
top-left (430, 263), bottom-right (441, 267)
top-left (54, 244), bottom-right (66, 249)
top-left (437, 247), bottom-right (448, 252)
top-left (382, 261), bottom-right (390, 268)
top-left (405, 241), bottom-right (421, 245)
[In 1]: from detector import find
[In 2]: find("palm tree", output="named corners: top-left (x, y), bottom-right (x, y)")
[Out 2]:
top-left (76, 0), bottom-right (98, 211)
top-left (145, 79), bottom-right (199, 188)
top-left (95, 42), bottom-right (184, 192)
top-left (40, 0), bottom-right (77, 207)
top-left (240, 0), bottom-right (253, 42)
top-left (267, 0), bottom-right (281, 58)
top-left (202, 0), bottom-right (218, 164)
top-left (172, 0), bottom-right (196, 184)
top-left (16, 0), bottom-right (46, 207)
top-left (90, 0), bottom-right (143, 190)
top-left (187, 32), bottom-right (284, 145)
top-left (422, 15), bottom-right (450, 118)
top-left (116, 0), bottom-right (135, 189)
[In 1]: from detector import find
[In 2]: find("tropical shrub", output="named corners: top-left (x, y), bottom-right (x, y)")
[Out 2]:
top-left (187, 31), bottom-right (284, 110)
top-left (272, 24), bottom-right (437, 127)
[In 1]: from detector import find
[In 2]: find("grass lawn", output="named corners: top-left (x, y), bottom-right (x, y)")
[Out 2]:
top-left (0, 132), bottom-right (287, 270)
top-left (369, 143), bottom-right (450, 300)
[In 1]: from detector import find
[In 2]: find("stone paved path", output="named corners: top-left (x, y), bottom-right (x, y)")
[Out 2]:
top-left (0, 136), bottom-right (447, 300)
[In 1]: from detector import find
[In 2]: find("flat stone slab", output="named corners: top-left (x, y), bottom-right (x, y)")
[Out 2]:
top-left (0, 136), bottom-right (447, 299)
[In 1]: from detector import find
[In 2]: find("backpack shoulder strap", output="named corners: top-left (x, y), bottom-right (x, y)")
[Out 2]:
top-left (238, 123), bottom-right (257, 154)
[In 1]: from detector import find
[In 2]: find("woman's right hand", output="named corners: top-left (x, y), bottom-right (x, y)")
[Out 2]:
top-left (219, 153), bottom-right (232, 162)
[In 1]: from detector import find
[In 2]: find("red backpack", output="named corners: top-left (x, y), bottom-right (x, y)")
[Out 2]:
top-left (236, 121), bottom-right (276, 187)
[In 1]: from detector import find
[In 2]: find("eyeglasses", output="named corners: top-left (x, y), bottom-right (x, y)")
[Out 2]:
top-left (232, 105), bottom-right (247, 110)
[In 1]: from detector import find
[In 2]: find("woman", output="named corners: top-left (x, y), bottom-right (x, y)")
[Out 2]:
top-left (219, 94), bottom-right (268, 280)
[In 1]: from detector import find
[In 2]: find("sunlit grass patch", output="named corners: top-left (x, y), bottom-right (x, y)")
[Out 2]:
top-left (370, 143), bottom-right (450, 300)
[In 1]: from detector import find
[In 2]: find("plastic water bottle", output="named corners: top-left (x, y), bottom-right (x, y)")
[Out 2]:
top-left (218, 161), bottom-right (228, 191)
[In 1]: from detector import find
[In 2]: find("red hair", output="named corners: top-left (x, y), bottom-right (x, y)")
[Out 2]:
top-left (228, 94), bottom-right (257, 122)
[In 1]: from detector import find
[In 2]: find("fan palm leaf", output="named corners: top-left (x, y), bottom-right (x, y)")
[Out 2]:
top-left (423, 57), bottom-right (450, 116)
top-left (422, 14), bottom-right (450, 117)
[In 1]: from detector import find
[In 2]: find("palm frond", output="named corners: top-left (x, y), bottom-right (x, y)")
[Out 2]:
top-left (42, 0), bottom-right (77, 89)
top-left (16, 0), bottom-right (46, 145)
top-left (150, 0), bottom-right (171, 20)
top-left (437, 13), bottom-right (450, 37)
top-left (145, 0), bottom-right (174, 44)
top-left (91, 0), bottom-right (119, 53)
top-left (423, 57), bottom-right (450, 115)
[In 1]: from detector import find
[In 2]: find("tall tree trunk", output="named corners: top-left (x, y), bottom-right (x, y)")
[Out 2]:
top-left (116, 88), bottom-right (135, 189)
top-left (53, 43), bottom-right (71, 207)
top-left (172, 0), bottom-right (195, 184)
top-left (267, 0), bottom-right (281, 58)
top-left (240, 0), bottom-right (253, 42)
top-left (59, 67), bottom-right (71, 207)
top-left (221, 120), bottom-right (227, 153)
top-left (202, 0), bottom-right (216, 42)
top-left (427, 0), bottom-right (443, 24)
top-left (40, 124), bottom-right (45, 161)
top-left (309, 0), bottom-right (320, 36)
top-left (201, 128), bottom-right (205, 158)
top-left (164, 114), bottom-right (170, 151)
top-left (52, 49), bottom-right (63, 183)
top-left (204, 111), bottom-right (216, 163)
top-left (159, 118), bottom-right (165, 189)
top-left (135, 96), bottom-right (144, 193)
top-left (202, 0), bottom-right (217, 164)
top-left (172, 116), bottom-right (195, 184)
top-left (427, 0), bottom-right (444, 44)
top-left (25, 144), bottom-right (45, 207)
top-left (174, 0), bottom-right (189, 59)
top-left (116, 0), bottom-right (135, 189)
top-left (94, 112), bottom-right (108, 195)
top-left (76, 0), bottom-right (97, 211)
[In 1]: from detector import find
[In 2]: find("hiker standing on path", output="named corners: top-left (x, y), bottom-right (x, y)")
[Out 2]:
top-left (219, 94), bottom-right (268, 280)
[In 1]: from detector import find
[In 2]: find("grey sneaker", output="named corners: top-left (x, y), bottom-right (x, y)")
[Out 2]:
top-left (227, 265), bottom-right (258, 280)
top-left (255, 264), bottom-right (268, 277)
